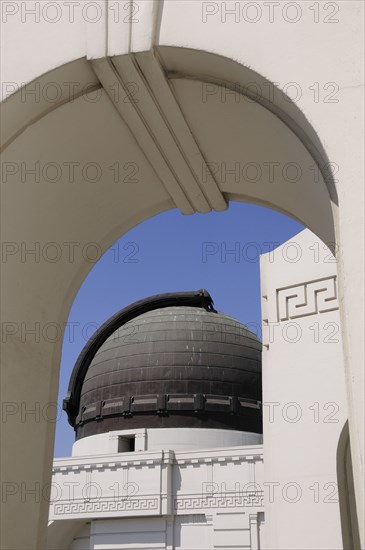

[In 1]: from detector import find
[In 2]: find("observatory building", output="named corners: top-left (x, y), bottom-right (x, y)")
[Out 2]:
top-left (47, 232), bottom-right (356, 550)
top-left (51, 289), bottom-right (265, 549)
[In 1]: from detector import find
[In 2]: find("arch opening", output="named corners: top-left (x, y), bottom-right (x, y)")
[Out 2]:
top-left (55, 203), bottom-right (304, 456)
top-left (1, 46), bottom-right (341, 550)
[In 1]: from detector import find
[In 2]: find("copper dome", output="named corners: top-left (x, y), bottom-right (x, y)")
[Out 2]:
top-left (64, 290), bottom-right (262, 439)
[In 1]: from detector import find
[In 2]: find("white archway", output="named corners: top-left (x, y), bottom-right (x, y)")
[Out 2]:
top-left (1, 14), bottom-right (363, 545)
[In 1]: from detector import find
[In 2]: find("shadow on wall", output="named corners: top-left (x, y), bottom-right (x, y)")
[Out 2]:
top-left (337, 420), bottom-right (361, 550)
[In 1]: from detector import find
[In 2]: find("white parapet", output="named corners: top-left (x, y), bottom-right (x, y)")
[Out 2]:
top-left (48, 444), bottom-right (264, 549)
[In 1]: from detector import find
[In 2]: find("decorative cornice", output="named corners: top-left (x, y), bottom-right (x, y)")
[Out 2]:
top-left (52, 447), bottom-right (263, 474)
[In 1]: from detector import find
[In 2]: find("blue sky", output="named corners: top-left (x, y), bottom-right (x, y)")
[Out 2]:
top-left (54, 203), bottom-right (303, 457)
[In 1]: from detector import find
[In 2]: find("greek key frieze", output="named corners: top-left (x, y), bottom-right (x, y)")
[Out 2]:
top-left (174, 492), bottom-right (264, 511)
top-left (277, 277), bottom-right (339, 321)
top-left (52, 496), bottom-right (159, 516)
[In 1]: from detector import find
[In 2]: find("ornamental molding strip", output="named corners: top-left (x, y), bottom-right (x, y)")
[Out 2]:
top-left (91, 52), bottom-right (227, 214)
top-left (52, 448), bottom-right (263, 473)
top-left (174, 492), bottom-right (264, 511)
top-left (53, 496), bottom-right (160, 518)
top-left (51, 492), bottom-right (264, 519)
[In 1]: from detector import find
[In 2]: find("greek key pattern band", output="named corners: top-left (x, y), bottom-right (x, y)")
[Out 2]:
top-left (175, 491), bottom-right (264, 511)
top-left (277, 276), bottom-right (338, 321)
top-left (53, 496), bottom-right (159, 516)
